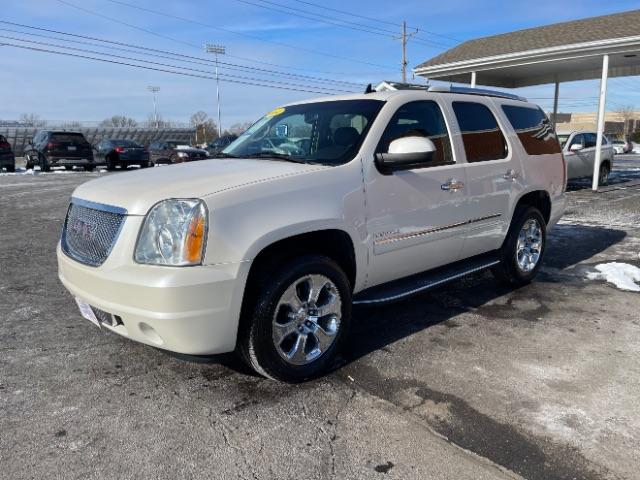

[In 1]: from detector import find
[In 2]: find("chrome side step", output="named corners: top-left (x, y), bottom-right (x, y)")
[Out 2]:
top-left (353, 253), bottom-right (500, 306)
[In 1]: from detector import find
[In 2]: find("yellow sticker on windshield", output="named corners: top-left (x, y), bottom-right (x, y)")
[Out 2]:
top-left (266, 107), bottom-right (285, 117)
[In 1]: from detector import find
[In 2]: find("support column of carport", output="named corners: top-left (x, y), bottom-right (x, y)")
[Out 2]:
top-left (552, 80), bottom-right (560, 128)
top-left (470, 71), bottom-right (477, 88)
top-left (592, 54), bottom-right (609, 191)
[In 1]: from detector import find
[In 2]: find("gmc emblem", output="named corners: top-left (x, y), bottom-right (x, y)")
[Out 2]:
top-left (71, 219), bottom-right (96, 242)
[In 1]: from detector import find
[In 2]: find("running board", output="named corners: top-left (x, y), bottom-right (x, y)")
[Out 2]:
top-left (353, 252), bottom-right (500, 305)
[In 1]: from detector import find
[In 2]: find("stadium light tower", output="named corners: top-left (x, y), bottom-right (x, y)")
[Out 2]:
top-left (147, 86), bottom-right (160, 129)
top-left (204, 44), bottom-right (225, 137)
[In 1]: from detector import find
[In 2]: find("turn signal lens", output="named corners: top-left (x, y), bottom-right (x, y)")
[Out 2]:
top-left (185, 213), bottom-right (206, 263)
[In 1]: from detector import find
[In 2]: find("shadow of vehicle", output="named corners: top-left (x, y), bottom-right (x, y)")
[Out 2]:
top-left (340, 223), bottom-right (626, 366)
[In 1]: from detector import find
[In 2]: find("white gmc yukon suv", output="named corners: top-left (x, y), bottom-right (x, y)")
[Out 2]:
top-left (57, 85), bottom-right (566, 382)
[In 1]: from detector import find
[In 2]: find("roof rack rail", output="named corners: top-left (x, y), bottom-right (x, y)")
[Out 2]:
top-left (427, 85), bottom-right (527, 102)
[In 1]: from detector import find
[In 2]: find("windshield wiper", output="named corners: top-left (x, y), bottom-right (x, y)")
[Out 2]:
top-left (244, 152), bottom-right (310, 164)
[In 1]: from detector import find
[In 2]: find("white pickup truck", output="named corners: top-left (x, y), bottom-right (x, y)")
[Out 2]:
top-left (57, 85), bottom-right (566, 382)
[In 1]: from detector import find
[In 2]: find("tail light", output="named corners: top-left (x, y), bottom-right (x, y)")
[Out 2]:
top-left (0, 141), bottom-right (10, 149)
top-left (46, 141), bottom-right (59, 149)
top-left (115, 146), bottom-right (125, 153)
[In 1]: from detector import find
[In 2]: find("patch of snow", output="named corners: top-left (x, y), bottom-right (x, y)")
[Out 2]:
top-left (587, 263), bottom-right (640, 292)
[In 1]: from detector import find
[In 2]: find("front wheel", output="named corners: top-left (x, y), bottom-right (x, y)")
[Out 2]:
top-left (238, 255), bottom-right (352, 382)
top-left (492, 206), bottom-right (546, 287)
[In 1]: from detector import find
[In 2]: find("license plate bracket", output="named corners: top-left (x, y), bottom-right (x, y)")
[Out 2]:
top-left (75, 297), bottom-right (100, 328)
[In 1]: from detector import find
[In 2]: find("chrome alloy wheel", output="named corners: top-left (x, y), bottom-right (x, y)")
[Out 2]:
top-left (516, 219), bottom-right (543, 273)
top-left (272, 274), bottom-right (342, 366)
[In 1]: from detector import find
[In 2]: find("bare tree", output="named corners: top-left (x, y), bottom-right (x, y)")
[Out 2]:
top-left (60, 121), bottom-right (82, 129)
top-left (615, 106), bottom-right (635, 139)
top-left (225, 121), bottom-right (253, 136)
top-left (100, 115), bottom-right (138, 128)
top-left (147, 113), bottom-right (173, 129)
top-left (190, 111), bottom-right (217, 144)
top-left (19, 113), bottom-right (47, 128)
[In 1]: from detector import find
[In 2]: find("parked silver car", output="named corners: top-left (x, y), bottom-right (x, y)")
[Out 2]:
top-left (557, 130), bottom-right (614, 185)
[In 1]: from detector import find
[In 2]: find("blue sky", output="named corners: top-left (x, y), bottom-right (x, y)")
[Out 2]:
top-left (1, 0), bottom-right (639, 128)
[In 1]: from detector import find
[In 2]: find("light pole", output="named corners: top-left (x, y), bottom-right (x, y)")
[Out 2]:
top-left (147, 86), bottom-right (160, 129)
top-left (205, 44), bottom-right (225, 137)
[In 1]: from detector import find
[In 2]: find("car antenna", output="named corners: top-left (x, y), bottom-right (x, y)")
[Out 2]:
top-left (364, 83), bottom-right (374, 94)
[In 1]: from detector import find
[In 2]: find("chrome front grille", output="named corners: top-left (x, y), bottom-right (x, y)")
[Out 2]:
top-left (61, 198), bottom-right (127, 267)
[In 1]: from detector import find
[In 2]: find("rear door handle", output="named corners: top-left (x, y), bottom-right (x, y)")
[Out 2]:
top-left (503, 169), bottom-right (519, 181)
top-left (441, 179), bottom-right (465, 192)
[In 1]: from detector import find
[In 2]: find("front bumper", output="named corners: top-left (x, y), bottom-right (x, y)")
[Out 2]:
top-left (57, 241), bottom-right (250, 355)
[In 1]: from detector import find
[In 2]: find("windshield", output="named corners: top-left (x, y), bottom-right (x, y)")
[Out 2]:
top-left (223, 99), bottom-right (384, 165)
top-left (557, 134), bottom-right (570, 147)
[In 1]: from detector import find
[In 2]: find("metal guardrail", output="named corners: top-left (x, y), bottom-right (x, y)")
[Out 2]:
top-left (1, 127), bottom-right (196, 156)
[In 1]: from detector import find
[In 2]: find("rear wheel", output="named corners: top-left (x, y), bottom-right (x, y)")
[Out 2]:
top-left (25, 155), bottom-right (34, 169)
top-left (6, 164), bottom-right (15, 173)
top-left (238, 255), bottom-right (352, 383)
top-left (39, 154), bottom-right (51, 172)
top-left (106, 155), bottom-right (117, 171)
top-left (85, 164), bottom-right (95, 172)
top-left (140, 162), bottom-right (150, 169)
top-left (492, 206), bottom-right (546, 287)
top-left (598, 162), bottom-right (610, 186)
top-left (64, 166), bottom-right (73, 171)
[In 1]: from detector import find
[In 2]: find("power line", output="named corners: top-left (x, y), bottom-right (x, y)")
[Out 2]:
top-left (287, 0), bottom-right (460, 43)
top-left (93, 0), bottom-right (397, 70)
top-left (0, 23), bottom-right (365, 88)
top-left (234, 0), bottom-right (450, 49)
top-left (1, 42), bottom-right (353, 95)
top-left (1, 35), bottom-right (357, 94)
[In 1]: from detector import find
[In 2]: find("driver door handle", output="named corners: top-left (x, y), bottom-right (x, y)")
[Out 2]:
top-left (441, 179), bottom-right (465, 192)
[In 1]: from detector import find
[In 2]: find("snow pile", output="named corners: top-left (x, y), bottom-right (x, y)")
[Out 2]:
top-left (587, 263), bottom-right (640, 292)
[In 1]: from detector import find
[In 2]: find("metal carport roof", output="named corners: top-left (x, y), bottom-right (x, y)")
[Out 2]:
top-left (413, 10), bottom-right (640, 190)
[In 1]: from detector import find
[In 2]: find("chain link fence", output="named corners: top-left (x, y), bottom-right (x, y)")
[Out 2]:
top-left (1, 127), bottom-right (196, 156)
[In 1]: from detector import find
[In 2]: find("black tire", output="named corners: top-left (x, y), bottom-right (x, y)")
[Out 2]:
top-left (85, 164), bottom-right (95, 172)
top-left (6, 164), bottom-right (15, 173)
top-left (25, 156), bottom-right (34, 170)
top-left (140, 162), bottom-right (150, 169)
top-left (238, 254), bottom-right (352, 383)
top-left (492, 206), bottom-right (546, 287)
top-left (106, 155), bottom-right (116, 171)
top-left (39, 154), bottom-right (51, 172)
top-left (64, 166), bottom-right (73, 171)
top-left (598, 162), bottom-right (610, 186)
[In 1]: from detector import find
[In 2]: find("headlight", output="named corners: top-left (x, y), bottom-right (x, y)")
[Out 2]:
top-left (134, 199), bottom-right (208, 266)
top-left (177, 151), bottom-right (189, 158)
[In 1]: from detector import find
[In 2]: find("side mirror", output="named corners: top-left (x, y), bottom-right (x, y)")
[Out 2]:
top-left (570, 143), bottom-right (583, 152)
top-left (375, 137), bottom-right (436, 174)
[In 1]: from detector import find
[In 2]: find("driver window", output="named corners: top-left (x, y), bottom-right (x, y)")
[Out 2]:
top-left (570, 134), bottom-right (584, 149)
top-left (377, 101), bottom-right (453, 166)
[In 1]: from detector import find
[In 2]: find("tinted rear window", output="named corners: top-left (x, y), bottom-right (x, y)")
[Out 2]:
top-left (502, 105), bottom-right (561, 155)
top-left (50, 133), bottom-right (88, 143)
top-left (452, 102), bottom-right (507, 162)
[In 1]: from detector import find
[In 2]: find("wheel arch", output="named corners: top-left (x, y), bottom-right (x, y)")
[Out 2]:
top-left (513, 189), bottom-right (551, 225)
top-left (245, 228), bottom-right (359, 293)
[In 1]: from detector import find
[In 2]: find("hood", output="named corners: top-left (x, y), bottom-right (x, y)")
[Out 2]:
top-left (72, 158), bottom-right (327, 215)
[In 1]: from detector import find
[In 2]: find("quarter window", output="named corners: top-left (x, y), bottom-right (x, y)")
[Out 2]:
top-left (452, 102), bottom-right (507, 162)
top-left (502, 105), bottom-right (561, 155)
top-left (377, 100), bottom-right (454, 166)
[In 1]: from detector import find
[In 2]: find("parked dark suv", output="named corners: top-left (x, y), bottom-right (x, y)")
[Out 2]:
top-left (0, 135), bottom-right (15, 172)
top-left (25, 131), bottom-right (95, 172)
top-left (148, 140), bottom-right (208, 165)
